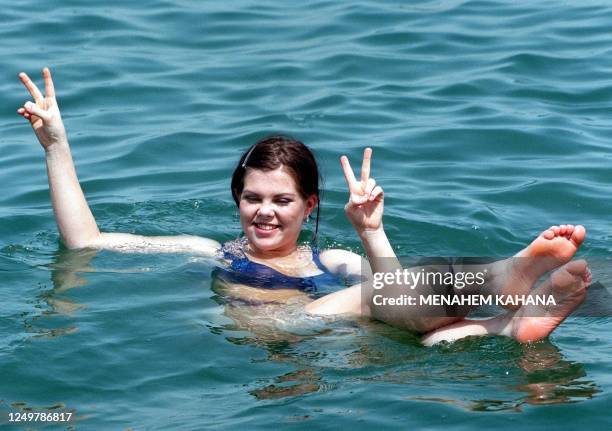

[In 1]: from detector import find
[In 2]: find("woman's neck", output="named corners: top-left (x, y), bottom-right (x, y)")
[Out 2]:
top-left (247, 244), bottom-right (298, 260)
top-left (242, 240), bottom-right (318, 275)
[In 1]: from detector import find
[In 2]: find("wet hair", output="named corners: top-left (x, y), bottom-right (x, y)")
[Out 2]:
top-left (231, 135), bottom-right (321, 242)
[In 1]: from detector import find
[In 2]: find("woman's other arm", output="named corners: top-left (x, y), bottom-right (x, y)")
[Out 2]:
top-left (340, 148), bottom-right (401, 273)
top-left (18, 68), bottom-right (219, 256)
top-left (18, 68), bottom-right (101, 249)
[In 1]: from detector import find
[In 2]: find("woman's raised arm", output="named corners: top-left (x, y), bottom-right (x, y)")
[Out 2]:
top-left (18, 68), bottom-right (100, 249)
top-left (340, 148), bottom-right (398, 265)
top-left (17, 68), bottom-right (220, 256)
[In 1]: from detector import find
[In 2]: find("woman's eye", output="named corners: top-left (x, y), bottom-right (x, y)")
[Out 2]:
top-left (242, 196), bottom-right (291, 204)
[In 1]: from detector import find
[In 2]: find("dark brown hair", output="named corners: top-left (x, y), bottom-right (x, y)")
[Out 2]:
top-left (231, 135), bottom-right (321, 241)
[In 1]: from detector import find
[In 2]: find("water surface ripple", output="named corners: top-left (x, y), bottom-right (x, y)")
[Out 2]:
top-left (1, 0), bottom-right (611, 429)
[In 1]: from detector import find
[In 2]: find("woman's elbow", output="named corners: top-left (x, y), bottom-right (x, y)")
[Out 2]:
top-left (61, 233), bottom-right (102, 250)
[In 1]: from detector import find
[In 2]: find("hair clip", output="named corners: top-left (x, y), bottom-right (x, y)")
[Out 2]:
top-left (241, 144), bottom-right (257, 168)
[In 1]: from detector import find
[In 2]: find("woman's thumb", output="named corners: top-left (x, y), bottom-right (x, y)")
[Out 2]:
top-left (25, 102), bottom-right (51, 122)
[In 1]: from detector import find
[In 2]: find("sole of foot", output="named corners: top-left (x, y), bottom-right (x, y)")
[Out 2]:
top-left (510, 259), bottom-right (592, 343)
top-left (499, 224), bottom-right (586, 309)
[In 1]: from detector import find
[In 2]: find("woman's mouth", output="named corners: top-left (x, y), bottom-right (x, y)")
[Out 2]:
top-left (253, 222), bottom-right (280, 235)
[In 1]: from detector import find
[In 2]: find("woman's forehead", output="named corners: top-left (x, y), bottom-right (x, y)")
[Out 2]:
top-left (243, 167), bottom-right (299, 193)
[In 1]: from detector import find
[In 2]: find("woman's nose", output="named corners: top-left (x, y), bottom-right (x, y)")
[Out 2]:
top-left (257, 202), bottom-right (274, 217)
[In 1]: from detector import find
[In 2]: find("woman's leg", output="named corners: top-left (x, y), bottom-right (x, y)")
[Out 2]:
top-left (305, 281), bottom-right (464, 333)
top-left (450, 225), bottom-right (586, 309)
top-left (307, 226), bottom-right (587, 334)
top-left (422, 260), bottom-right (592, 346)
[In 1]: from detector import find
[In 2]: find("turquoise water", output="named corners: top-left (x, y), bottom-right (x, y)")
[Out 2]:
top-left (2, 0), bottom-right (612, 428)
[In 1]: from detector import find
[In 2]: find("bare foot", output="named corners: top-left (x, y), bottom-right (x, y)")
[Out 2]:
top-left (509, 260), bottom-right (592, 343)
top-left (420, 260), bottom-right (591, 347)
top-left (497, 225), bottom-right (586, 309)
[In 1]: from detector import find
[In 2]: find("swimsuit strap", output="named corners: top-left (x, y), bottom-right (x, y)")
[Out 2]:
top-left (310, 247), bottom-right (329, 274)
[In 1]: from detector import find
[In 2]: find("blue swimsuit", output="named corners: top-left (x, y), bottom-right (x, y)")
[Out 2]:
top-left (214, 242), bottom-right (342, 295)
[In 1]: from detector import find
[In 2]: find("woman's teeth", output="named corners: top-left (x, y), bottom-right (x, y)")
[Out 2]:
top-left (255, 223), bottom-right (278, 230)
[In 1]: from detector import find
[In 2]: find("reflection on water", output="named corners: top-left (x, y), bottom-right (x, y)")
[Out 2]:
top-left (516, 343), bottom-right (598, 406)
top-left (16, 248), bottom-right (602, 412)
top-left (49, 248), bottom-right (99, 294)
top-left (214, 282), bottom-right (599, 407)
top-left (400, 337), bottom-right (597, 411)
top-left (21, 248), bottom-right (96, 339)
top-left (250, 369), bottom-right (324, 400)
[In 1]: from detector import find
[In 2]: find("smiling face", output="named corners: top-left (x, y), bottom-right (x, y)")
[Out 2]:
top-left (239, 166), bottom-right (317, 257)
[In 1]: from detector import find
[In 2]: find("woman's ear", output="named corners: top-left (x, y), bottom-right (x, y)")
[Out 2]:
top-left (305, 194), bottom-right (318, 217)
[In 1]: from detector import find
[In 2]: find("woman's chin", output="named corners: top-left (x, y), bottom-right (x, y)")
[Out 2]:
top-left (245, 234), bottom-right (294, 255)
top-left (246, 233), bottom-right (276, 248)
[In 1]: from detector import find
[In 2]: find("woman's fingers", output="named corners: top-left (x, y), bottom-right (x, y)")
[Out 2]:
top-left (17, 106), bottom-right (29, 118)
top-left (360, 147), bottom-right (372, 184)
top-left (342, 148), bottom-right (373, 192)
top-left (43, 67), bottom-right (55, 98)
top-left (349, 179), bottom-right (380, 205)
top-left (370, 185), bottom-right (383, 201)
top-left (361, 179), bottom-right (383, 203)
top-left (350, 191), bottom-right (367, 205)
top-left (342, 148), bottom-right (375, 206)
top-left (24, 101), bottom-right (51, 122)
top-left (340, 155), bottom-right (359, 191)
top-left (17, 107), bottom-right (30, 120)
top-left (18, 72), bottom-right (44, 103)
top-left (363, 177), bottom-right (376, 196)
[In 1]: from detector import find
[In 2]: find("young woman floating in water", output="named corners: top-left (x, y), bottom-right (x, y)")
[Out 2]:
top-left (16, 68), bottom-right (592, 345)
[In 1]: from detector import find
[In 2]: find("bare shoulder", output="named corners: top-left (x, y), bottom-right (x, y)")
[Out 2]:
top-left (318, 248), bottom-right (368, 277)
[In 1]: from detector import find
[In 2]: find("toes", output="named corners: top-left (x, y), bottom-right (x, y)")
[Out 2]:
top-left (560, 224), bottom-right (574, 238)
top-left (582, 264), bottom-right (593, 285)
top-left (563, 259), bottom-right (588, 276)
top-left (545, 224), bottom-right (585, 246)
top-left (570, 225), bottom-right (586, 247)
top-left (584, 267), bottom-right (593, 285)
